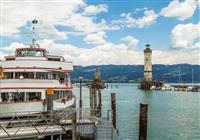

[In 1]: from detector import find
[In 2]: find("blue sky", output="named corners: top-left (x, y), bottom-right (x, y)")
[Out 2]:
top-left (0, 0), bottom-right (199, 65)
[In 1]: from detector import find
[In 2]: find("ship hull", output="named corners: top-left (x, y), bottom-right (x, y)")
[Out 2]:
top-left (0, 97), bottom-right (75, 116)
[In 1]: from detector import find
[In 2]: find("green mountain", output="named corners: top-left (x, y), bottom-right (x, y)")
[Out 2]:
top-left (71, 64), bottom-right (200, 83)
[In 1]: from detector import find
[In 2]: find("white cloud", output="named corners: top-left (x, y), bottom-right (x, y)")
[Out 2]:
top-left (0, 0), bottom-right (109, 38)
top-left (37, 23), bottom-right (67, 40)
top-left (152, 49), bottom-right (200, 65)
top-left (84, 31), bottom-right (107, 45)
top-left (1, 0), bottom-right (85, 36)
top-left (112, 9), bottom-right (158, 29)
top-left (84, 4), bottom-right (108, 15)
top-left (62, 13), bottom-right (108, 34)
top-left (134, 7), bottom-right (148, 14)
top-left (160, 0), bottom-right (198, 20)
top-left (2, 40), bottom-right (200, 65)
top-left (121, 36), bottom-right (139, 48)
top-left (171, 23), bottom-right (200, 48)
top-left (135, 10), bottom-right (158, 28)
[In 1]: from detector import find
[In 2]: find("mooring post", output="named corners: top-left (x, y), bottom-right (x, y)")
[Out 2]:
top-left (47, 88), bottom-right (54, 111)
top-left (79, 77), bottom-right (83, 119)
top-left (89, 87), bottom-right (92, 109)
top-left (72, 111), bottom-right (77, 140)
top-left (79, 77), bottom-right (83, 109)
top-left (94, 88), bottom-right (97, 110)
top-left (98, 89), bottom-right (102, 117)
top-left (111, 93), bottom-right (116, 130)
top-left (139, 103), bottom-right (148, 140)
top-left (90, 87), bottom-right (94, 115)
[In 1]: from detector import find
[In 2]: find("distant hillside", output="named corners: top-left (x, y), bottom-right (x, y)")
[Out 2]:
top-left (71, 64), bottom-right (200, 83)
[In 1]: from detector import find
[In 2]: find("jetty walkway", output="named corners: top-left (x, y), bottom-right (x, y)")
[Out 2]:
top-left (0, 108), bottom-right (119, 140)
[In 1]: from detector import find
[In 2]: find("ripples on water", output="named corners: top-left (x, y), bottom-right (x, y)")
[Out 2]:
top-left (73, 83), bottom-right (200, 140)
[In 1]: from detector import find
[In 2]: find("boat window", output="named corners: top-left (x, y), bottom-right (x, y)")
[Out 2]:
top-left (16, 72), bottom-right (34, 78)
top-left (27, 92), bottom-right (41, 101)
top-left (53, 90), bottom-right (66, 100)
top-left (5, 57), bottom-right (15, 61)
top-left (58, 73), bottom-right (65, 83)
top-left (36, 72), bottom-right (48, 79)
top-left (66, 73), bottom-right (71, 82)
top-left (16, 50), bottom-right (44, 57)
top-left (4, 72), bottom-right (14, 78)
top-left (48, 58), bottom-right (61, 61)
top-left (63, 91), bottom-right (66, 98)
top-left (58, 73), bottom-right (65, 79)
top-left (52, 73), bottom-right (57, 79)
top-left (53, 91), bottom-right (59, 100)
top-left (9, 92), bottom-right (25, 102)
top-left (1, 92), bottom-right (9, 102)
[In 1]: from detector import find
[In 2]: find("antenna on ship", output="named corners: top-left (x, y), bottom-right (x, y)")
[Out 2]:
top-left (30, 18), bottom-right (39, 48)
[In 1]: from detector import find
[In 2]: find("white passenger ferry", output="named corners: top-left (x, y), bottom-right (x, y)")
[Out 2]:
top-left (0, 20), bottom-right (75, 114)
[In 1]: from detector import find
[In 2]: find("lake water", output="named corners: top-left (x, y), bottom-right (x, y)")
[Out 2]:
top-left (73, 83), bottom-right (200, 140)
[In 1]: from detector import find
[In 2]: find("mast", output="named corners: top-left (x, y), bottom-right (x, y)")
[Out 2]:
top-left (30, 18), bottom-right (39, 48)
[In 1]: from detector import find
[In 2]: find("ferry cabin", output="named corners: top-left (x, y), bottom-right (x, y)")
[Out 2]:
top-left (0, 47), bottom-right (74, 112)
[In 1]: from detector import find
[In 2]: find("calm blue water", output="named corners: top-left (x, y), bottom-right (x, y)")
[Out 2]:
top-left (73, 83), bottom-right (200, 140)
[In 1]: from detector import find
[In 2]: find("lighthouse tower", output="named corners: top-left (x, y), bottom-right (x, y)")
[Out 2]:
top-left (144, 44), bottom-right (152, 82)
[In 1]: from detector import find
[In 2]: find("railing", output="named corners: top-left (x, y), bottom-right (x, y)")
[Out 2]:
top-left (0, 108), bottom-right (120, 140)
top-left (94, 116), bottom-right (119, 140)
top-left (0, 109), bottom-right (74, 139)
top-left (76, 108), bottom-right (119, 140)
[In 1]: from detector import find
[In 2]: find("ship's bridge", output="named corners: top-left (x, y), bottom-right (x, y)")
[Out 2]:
top-left (1, 46), bottom-right (73, 73)
top-left (12, 47), bottom-right (47, 61)
top-left (16, 48), bottom-right (47, 57)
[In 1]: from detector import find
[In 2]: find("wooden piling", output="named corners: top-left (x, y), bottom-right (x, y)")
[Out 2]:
top-left (139, 103), bottom-right (148, 140)
top-left (94, 88), bottom-right (97, 109)
top-left (98, 89), bottom-right (102, 117)
top-left (111, 93), bottom-right (116, 130)
top-left (79, 77), bottom-right (82, 108)
top-left (79, 77), bottom-right (83, 119)
top-left (89, 87), bottom-right (92, 109)
top-left (90, 87), bottom-right (95, 115)
top-left (71, 111), bottom-right (77, 140)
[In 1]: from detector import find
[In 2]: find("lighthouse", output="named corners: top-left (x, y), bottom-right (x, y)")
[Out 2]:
top-left (144, 44), bottom-right (152, 82)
